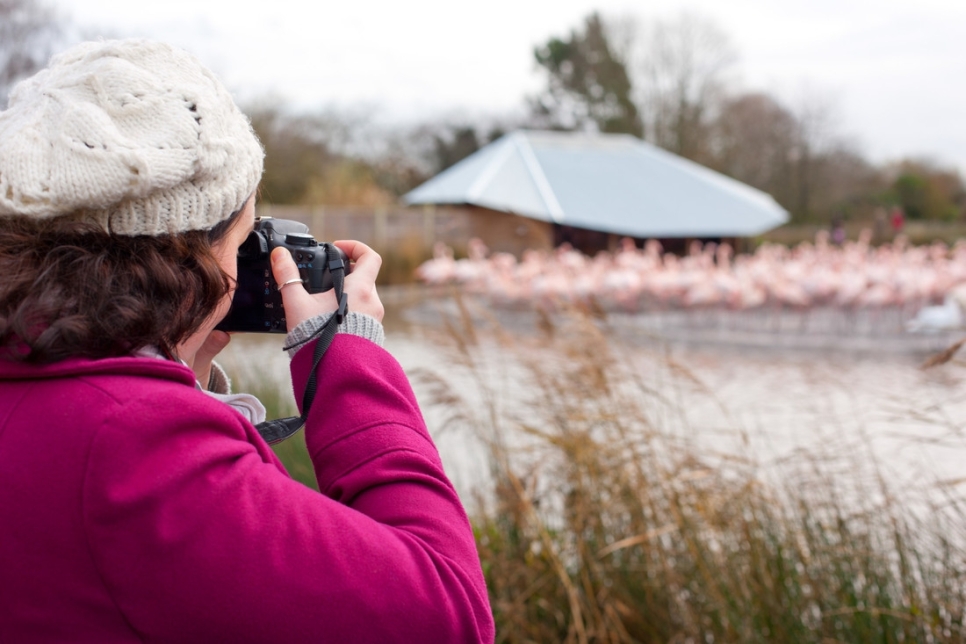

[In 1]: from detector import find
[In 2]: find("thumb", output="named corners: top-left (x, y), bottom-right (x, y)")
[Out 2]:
top-left (270, 246), bottom-right (303, 290)
top-left (190, 330), bottom-right (231, 389)
top-left (196, 330), bottom-right (231, 365)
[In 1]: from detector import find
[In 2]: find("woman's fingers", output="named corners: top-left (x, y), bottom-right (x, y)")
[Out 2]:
top-left (335, 241), bottom-right (384, 322)
top-left (271, 247), bottom-right (337, 332)
top-left (335, 240), bottom-right (381, 281)
top-left (270, 241), bottom-right (385, 331)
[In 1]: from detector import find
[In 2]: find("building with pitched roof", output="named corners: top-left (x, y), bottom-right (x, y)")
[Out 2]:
top-left (403, 130), bottom-right (789, 256)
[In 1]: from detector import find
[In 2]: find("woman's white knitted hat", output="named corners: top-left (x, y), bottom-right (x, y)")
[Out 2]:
top-left (0, 39), bottom-right (263, 235)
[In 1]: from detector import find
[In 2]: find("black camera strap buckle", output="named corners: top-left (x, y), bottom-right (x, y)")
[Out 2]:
top-left (256, 416), bottom-right (305, 444)
top-left (335, 292), bottom-right (347, 324)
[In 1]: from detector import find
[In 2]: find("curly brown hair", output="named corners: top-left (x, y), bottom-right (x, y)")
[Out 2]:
top-left (0, 213), bottom-right (241, 364)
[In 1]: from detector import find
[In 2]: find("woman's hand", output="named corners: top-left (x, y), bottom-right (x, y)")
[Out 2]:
top-left (270, 240), bottom-right (384, 333)
top-left (183, 329), bottom-right (231, 390)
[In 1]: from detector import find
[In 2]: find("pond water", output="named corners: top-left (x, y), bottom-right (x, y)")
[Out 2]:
top-left (218, 286), bottom-right (966, 513)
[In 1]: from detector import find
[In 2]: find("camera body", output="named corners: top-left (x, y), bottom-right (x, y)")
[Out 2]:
top-left (216, 218), bottom-right (349, 333)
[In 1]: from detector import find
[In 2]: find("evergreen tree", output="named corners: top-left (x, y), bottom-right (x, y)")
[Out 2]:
top-left (531, 13), bottom-right (642, 137)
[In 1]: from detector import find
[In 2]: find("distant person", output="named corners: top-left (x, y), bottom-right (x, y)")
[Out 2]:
top-left (831, 217), bottom-right (846, 246)
top-left (0, 39), bottom-right (493, 642)
top-left (891, 206), bottom-right (906, 236)
top-left (873, 206), bottom-right (887, 245)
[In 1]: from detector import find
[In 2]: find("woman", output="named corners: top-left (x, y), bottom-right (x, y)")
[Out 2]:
top-left (0, 39), bottom-right (493, 642)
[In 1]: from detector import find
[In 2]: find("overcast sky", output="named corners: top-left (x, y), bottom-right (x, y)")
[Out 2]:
top-left (50, 0), bottom-right (966, 174)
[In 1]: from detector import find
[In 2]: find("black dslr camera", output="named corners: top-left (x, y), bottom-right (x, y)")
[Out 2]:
top-left (216, 218), bottom-right (349, 333)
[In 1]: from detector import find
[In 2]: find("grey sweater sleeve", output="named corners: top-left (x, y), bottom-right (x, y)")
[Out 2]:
top-left (284, 311), bottom-right (385, 360)
top-left (207, 361), bottom-right (232, 394)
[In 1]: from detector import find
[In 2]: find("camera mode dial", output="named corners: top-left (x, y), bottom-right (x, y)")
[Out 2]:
top-left (285, 233), bottom-right (316, 247)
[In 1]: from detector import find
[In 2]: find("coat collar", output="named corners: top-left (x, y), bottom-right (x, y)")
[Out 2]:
top-left (0, 354), bottom-right (196, 387)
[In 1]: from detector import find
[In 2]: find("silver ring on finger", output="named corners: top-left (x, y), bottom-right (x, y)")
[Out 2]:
top-left (277, 278), bottom-right (304, 291)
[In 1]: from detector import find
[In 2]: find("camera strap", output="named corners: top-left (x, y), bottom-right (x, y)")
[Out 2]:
top-left (255, 244), bottom-right (347, 445)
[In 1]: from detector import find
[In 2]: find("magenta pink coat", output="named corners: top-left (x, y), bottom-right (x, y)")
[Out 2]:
top-left (0, 334), bottom-right (494, 643)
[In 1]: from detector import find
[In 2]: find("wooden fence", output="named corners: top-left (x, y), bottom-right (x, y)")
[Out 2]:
top-left (255, 203), bottom-right (474, 257)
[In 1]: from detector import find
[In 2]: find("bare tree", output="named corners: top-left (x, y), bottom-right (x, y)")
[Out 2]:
top-left (785, 90), bottom-right (853, 218)
top-left (631, 12), bottom-right (737, 163)
top-left (711, 92), bottom-right (800, 205)
top-left (244, 103), bottom-right (441, 204)
top-left (0, 0), bottom-right (62, 106)
top-left (712, 89), bottom-right (884, 222)
top-left (807, 146), bottom-right (884, 220)
top-left (246, 105), bottom-right (339, 204)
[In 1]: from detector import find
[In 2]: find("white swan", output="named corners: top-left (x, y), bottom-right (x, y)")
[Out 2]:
top-left (906, 290), bottom-right (966, 333)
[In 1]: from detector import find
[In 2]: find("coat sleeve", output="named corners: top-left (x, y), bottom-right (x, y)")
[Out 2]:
top-left (82, 335), bottom-right (494, 644)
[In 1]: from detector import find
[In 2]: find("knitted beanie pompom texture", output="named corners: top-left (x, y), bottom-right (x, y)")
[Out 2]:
top-left (0, 39), bottom-right (264, 236)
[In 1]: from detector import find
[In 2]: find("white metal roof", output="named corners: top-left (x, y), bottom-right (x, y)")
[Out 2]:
top-left (403, 130), bottom-right (789, 237)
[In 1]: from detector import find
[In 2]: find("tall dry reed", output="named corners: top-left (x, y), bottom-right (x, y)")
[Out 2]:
top-left (411, 296), bottom-right (966, 643)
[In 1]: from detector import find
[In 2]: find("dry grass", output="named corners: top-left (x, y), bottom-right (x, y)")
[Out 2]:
top-left (412, 296), bottom-right (966, 643)
top-left (377, 232), bottom-right (432, 286)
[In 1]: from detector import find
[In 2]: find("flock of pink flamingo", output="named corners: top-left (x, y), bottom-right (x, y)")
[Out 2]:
top-left (416, 231), bottom-right (966, 325)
